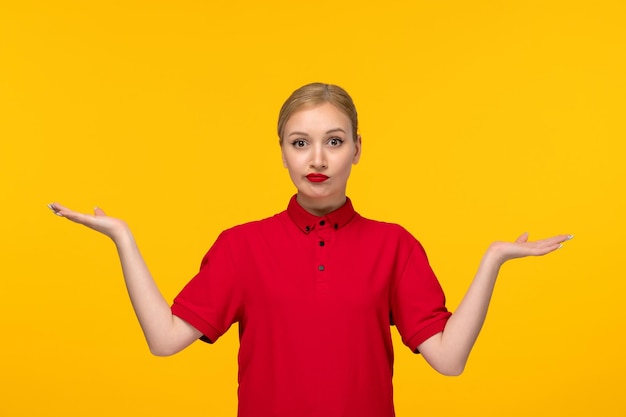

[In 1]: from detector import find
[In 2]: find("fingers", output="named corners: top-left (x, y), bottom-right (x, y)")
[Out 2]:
top-left (47, 202), bottom-right (63, 216)
top-left (515, 232), bottom-right (529, 243)
top-left (48, 202), bottom-right (101, 226)
top-left (48, 202), bottom-right (77, 218)
top-left (515, 233), bottom-right (573, 247)
top-left (523, 234), bottom-right (574, 256)
top-left (47, 202), bottom-right (126, 241)
top-left (491, 233), bottom-right (574, 263)
top-left (538, 234), bottom-right (574, 247)
top-left (527, 242), bottom-right (563, 256)
top-left (94, 206), bottom-right (107, 216)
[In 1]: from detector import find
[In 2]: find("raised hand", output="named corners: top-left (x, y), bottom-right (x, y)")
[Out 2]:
top-left (48, 201), bottom-right (201, 354)
top-left (48, 203), bottom-right (129, 242)
top-left (487, 232), bottom-right (574, 265)
top-left (418, 231), bottom-right (573, 375)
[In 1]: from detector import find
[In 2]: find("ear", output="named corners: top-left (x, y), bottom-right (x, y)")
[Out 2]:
top-left (352, 135), bottom-right (362, 164)
top-left (281, 146), bottom-right (288, 168)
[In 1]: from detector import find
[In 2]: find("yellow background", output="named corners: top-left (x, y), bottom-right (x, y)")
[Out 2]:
top-left (1, 1), bottom-right (624, 415)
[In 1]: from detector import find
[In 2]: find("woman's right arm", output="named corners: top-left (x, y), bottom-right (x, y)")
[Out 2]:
top-left (49, 203), bottom-right (202, 356)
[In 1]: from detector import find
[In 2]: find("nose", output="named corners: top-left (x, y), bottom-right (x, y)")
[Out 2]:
top-left (310, 143), bottom-right (327, 170)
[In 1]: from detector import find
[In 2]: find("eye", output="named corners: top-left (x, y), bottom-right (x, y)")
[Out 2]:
top-left (291, 139), bottom-right (307, 148)
top-left (328, 137), bottom-right (344, 147)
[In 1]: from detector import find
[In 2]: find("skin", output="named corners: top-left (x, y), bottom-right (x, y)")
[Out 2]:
top-left (49, 102), bottom-right (573, 374)
top-left (281, 102), bottom-right (361, 216)
top-left (48, 205), bottom-right (203, 355)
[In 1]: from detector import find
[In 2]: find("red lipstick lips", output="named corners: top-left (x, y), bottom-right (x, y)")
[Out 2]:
top-left (306, 173), bottom-right (329, 183)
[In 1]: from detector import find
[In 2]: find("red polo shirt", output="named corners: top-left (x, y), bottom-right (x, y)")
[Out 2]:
top-left (172, 196), bottom-right (451, 417)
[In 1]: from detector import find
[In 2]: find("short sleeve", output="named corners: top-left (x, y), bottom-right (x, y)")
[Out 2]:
top-left (171, 230), bottom-right (243, 344)
top-left (390, 238), bottom-right (451, 352)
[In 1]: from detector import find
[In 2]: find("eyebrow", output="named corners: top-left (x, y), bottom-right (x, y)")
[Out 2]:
top-left (288, 128), bottom-right (347, 137)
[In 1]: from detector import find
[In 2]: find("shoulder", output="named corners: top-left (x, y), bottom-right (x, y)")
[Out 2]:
top-left (356, 214), bottom-right (432, 258)
top-left (215, 210), bottom-right (287, 241)
top-left (350, 214), bottom-right (428, 258)
top-left (200, 211), bottom-right (286, 265)
top-left (354, 214), bottom-right (418, 242)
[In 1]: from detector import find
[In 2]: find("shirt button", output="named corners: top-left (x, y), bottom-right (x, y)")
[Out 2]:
top-left (334, 224), bottom-right (338, 229)
top-left (318, 265), bottom-right (325, 271)
top-left (319, 220), bottom-right (326, 226)
top-left (305, 225), bottom-right (310, 232)
top-left (319, 241), bottom-right (325, 247)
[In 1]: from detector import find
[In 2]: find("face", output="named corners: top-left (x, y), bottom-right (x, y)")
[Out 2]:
top-left (281, 102), bottom-right (361, 215)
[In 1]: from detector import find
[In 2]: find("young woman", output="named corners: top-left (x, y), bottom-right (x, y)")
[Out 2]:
top-left (49, 83), bottom-right (572, 417)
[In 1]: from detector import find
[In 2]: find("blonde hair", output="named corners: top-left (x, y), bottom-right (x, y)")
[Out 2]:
top-left (277, 83), bottom-right (358, 144)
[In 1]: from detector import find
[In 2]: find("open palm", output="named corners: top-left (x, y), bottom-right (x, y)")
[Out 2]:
top-left (490, 232), bottom-right (572, 264)
top-left (48, 202), bottom-right (129, 241)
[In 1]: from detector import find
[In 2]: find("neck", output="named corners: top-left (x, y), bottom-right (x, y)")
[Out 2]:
top-left (296, 194), bottom-right (346, 216)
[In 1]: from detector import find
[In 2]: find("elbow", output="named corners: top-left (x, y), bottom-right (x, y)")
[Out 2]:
top-left (150, 349), bottom-right (175, 357)
top-left (149, 346), bottom-right (175, 357)
top-left (437, 364), bottom-right (465, 377)
top-left (430, 359), bottom-right (467, 376)
top-left (424, 347), bottom-right (469, 376)
top-left (148, 341), bottom-right (180, 357)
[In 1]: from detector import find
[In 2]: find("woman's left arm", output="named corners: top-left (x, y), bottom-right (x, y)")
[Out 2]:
top-left (417, 232), bottom-right (573, 376)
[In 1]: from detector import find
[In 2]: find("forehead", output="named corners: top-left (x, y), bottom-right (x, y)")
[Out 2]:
top-left (284, 102), bottom-right (352, 133)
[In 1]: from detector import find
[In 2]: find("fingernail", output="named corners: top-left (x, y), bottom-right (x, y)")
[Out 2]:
top-left (566, 234), bottom-right (574, 240)
top-left (557, 244), bottom-right (563, 250)
top-left (48, 203), bottom-right (63, 216)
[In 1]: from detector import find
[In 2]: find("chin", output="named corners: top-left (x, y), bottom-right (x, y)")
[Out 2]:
top-left (299, 186), bottom-right (333, 199)
top-left (299, 189), bottom-right (344, 204)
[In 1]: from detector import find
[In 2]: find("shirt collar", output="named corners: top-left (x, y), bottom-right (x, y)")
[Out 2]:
top-left (287, 194), bottom-right (357, 234)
